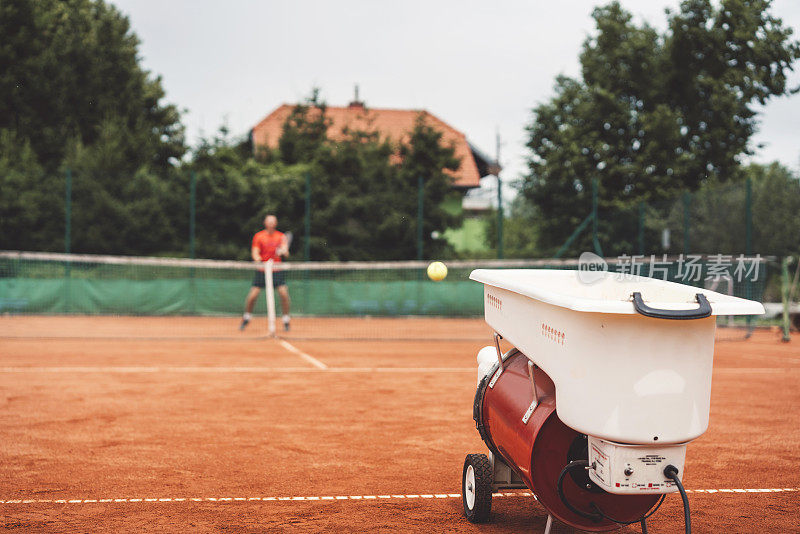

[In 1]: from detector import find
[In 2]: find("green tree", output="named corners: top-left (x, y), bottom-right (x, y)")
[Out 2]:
top-left (0, 0), bottom-right (185, 254)
top-left (307, 126), bottom-right (397, 260)
top-left (523, 0), bottom-right (800, 257)
top-left (62, 119), bottom-right (184, 255)
top-left (0, 0), bottom-right (184, 169)
top-left (276, 89), bottom-right (331, 166)
top-left (640, 162), bottom-right (800, 257)
top-left (484, 195), bottom-right (540, 258)
top-left (0, 131), bottom-right (62, 251)
top-left (269, 97), bottom-right (462, 260)
top-left (395, 116), bottom-right (462, 260)
top-left (748, 162), bottom-right (800, 256)
top-left (186, 128), bottom-right (309, 260)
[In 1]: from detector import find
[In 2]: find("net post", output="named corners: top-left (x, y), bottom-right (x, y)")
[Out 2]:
top-left (265, 260), bottom-right (276, 336)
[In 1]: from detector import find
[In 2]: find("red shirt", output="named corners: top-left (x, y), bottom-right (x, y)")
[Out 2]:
top-left (252, 230), bottom-right (285, 262)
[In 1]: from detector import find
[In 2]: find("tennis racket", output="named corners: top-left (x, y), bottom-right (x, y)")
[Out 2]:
top-left (280, 231), bottom-right (293, 257)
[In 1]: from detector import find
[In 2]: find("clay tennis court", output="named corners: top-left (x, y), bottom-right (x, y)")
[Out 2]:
top-left (1, 318), bottom-right (798, 532)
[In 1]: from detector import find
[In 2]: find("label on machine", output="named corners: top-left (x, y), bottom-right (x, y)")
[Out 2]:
top-left (587, 436), bottom-right (686, 495)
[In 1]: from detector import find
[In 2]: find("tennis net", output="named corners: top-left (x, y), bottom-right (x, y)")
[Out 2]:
top-left (0, 251), bottom-right (770, 341)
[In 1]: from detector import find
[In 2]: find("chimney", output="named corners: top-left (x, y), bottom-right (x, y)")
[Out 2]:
top-left (348, 84), bottom-right (365, 109)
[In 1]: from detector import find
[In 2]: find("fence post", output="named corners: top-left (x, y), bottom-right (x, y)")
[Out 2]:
top-left (745, 178), bottom-right (753, 327)
top-left (591, 178), bottom-right (602, 257)
top-left (189, 171), bottom-right (197, 259)
top-left (497, 176), bottom-right (503, 259)
top-left (64, 168), bottom-right (72, 313)
top-left (638, 201), bottom-right (645, 256)
top-left (682, 192), bottom-right (691, 255)
top-left (303, 172), bottom-right (311, 315)
top-left (65, 168), bottom-right (72, 255)
top-left (304, 172), bottom-right (311, 261)
top-left (417, 175), bottom-right (424, 261)
top-left (188, 171), bottom-right (197, 313)
top-left (745, 178), bottom-right (752, 255)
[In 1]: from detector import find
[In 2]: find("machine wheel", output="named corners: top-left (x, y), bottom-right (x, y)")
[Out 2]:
top-left (462, 453), bottom-right (492, 523)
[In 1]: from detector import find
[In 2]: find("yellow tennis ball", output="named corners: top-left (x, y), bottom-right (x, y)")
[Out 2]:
top-left (427, 261), bottom-right (448, 281)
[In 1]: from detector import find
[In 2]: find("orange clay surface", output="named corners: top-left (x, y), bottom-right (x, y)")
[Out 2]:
top-left (0, 318), bottom-right (798, 533)
top-left (0, 316), bottom-right (493, 340)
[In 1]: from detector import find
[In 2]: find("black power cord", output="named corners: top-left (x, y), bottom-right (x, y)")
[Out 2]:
top-left (556, 460), bottom-right (603, 522)
top-left (556, 460), bottom-right (665, 526)
top-left (588, 495), bottom-right (665, 526)
top-left (664, 465), bottom-right (691, 534)
top-left (557, 460), bottom-right (693, 533)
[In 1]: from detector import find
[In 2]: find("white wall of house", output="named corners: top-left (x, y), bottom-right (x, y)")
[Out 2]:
top-left (462, 175), bottom-right (516, 212)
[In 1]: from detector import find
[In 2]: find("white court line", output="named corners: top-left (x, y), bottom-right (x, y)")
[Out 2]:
top-left (0, 366), bottom-right (473, 373)
top-left (732, 353), bottom-right (800, 365)
top-left (1, 488), bottom-right (796, 505)
top-left (1, 366), bottom-right (794, 374)
top-left (714, 367), bottom-right (800, 374)
top-left (277, 340), bottom-right (327, 369)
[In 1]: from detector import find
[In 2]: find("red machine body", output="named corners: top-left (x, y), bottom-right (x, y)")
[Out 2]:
top-left (475, 350), bottom-right (660, 531)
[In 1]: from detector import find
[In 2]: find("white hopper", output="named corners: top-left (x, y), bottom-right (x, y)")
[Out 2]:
top-left (470, 269), bottom-right (764, 445)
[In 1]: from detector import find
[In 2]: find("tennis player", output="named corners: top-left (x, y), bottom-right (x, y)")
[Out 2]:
top-left (240, 215), bottom-right (291, 331)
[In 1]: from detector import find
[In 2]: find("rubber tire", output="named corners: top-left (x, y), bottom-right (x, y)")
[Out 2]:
top-left (462, 453), bottom-right (492, 523)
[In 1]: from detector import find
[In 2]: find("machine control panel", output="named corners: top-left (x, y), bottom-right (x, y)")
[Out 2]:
top-left (587, 436), bottom-right (687, 495)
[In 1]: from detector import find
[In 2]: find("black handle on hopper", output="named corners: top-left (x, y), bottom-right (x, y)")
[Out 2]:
top-left (632, 292), bottom-right (712, 320)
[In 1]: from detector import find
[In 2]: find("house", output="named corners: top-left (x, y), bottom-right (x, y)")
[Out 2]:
top-left (250, 97), bottom-right (498, 191)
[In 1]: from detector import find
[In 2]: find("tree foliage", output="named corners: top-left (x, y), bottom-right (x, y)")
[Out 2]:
top-left (0, 1), bottom-right (467, 260)
top-left (268, 97), bottom-right (462, 260)
top-left (679, 162), bottom-right (800, 256)
top-left (0, 131), bottom-right (62, 251)
top-left (186, 129), bottom-right (309, 259)
top-left (275, 89), bottom-right (330, 166)
top-left (0, 0), bottom-right (185, 254)
top-left (523, 0), bottom-right (800, 256)
top-left (171, 92), bottom-right (463, 261)
top-left (0, 0), bottom-right (184, 169)
top-left (483, 195), bottom-right (540, 259)
top-left (749, 162), bottom-right (800, 256)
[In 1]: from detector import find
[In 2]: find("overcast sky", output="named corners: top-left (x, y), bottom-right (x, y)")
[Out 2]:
top-left (111, 0), bottom-right (800, 185)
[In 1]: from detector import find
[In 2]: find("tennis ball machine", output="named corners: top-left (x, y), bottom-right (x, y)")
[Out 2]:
top-left (463, 269), bottom-right (763, 533)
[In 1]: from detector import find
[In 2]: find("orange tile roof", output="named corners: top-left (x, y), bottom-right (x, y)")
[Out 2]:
top-left (251, 103), bottom-right (481, 188)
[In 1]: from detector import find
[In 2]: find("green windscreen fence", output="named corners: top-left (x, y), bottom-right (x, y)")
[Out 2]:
top-left (0, 256), bottom-right (490, 317)
top-left (0, 252), bottom-right (771, 340)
